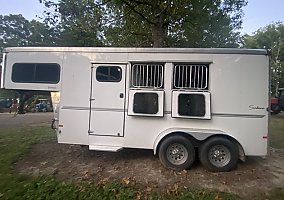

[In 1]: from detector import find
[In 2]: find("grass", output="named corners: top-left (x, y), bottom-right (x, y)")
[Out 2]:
top-left (270, 114), bottom-right (284, 149)
top-left (1, 113), bottom-right (284, 199)
top-left (0, 126), bottom-right (237, 199)
top-left (266, 114), bottom-right (284, 200)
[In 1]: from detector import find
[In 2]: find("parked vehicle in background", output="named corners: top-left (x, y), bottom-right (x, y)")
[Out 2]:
top-left (0, 97), bottom-right (12, 112)
top-left (270, 88), bottom-right (284, 114)
top-left (1, 47), bottom-right (270, 172)
top-left (35, 98), bottom-right (53, 112)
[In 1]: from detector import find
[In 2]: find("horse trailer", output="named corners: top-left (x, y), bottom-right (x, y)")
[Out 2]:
top-left (1, 47), bottom-right (270, 172)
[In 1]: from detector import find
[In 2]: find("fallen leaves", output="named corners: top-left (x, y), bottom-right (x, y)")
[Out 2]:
top-left (214, 193), bottom-right (222, 200)
top-left (40, 161), bottom-right (48, 166)
top-left (122, 177), bottom-right (131, 185)
top-left (166, 183), bottom-right (179, 195)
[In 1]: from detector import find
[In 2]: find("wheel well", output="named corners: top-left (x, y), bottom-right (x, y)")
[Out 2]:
top-left (156, 132), bottom-right (201, 154)
top-left (202, 134), bottom-right (246, 162)
top-left (156, 132), bottom-right (245, 161)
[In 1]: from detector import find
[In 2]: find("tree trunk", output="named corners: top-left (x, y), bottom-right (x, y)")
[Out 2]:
top-left (18, 94), bottom-right (26, 114)
top-left (152, 14), bottom-right (166, 48)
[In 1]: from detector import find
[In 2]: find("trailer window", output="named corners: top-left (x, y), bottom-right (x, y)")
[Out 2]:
top-left (96, 66), bottom-right (122, 82)
top-left (131, 64), bottom-right (164, 88)
top-left (174, 64), bottom-right (209, 90)
top-left (12, 63), bottom-right (60, 84)
top-left (178, 94), bottom-right (205, 116)
top-left (133, 93), bottom-right (158, 114)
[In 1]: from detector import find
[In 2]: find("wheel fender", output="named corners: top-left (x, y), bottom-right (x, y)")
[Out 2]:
top-left (153, 128), bottom-right (226, 155)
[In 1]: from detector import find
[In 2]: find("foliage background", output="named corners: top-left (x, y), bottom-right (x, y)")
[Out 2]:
top-left (0, 0), bottom-right (283, 95)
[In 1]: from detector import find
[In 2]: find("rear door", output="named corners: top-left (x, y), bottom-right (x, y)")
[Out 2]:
top-left (89, 64), bottom-right (126, 137)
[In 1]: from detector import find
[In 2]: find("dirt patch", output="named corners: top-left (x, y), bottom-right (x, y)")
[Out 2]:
top-left (15, 140), bottom-right (284, 198)
top-left (0, 113), bottom-right (53, 129)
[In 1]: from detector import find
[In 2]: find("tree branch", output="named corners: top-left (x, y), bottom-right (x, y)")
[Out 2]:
top-left (130, 0), bottom-right (152, 6)
top-left (129, 31), bottom-right (150, 36)
top-left (120, 0), bottom-right (155, 25)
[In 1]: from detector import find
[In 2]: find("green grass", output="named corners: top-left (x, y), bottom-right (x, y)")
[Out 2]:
top-left (1, 114), bottom-right (284, 200)
top-left (266, 114), bottom-right (284, 199)
top-left (270, 114), bottom-right (284, 149)
top-left (0, 126), bottom-right (238, 199)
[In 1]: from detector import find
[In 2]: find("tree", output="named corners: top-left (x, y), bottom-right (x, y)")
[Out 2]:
top-left (103, 0), bottom-right (247, 47)
top-left (243, 22), bottom-right (284, 95)
top-left (0, 14), bottom-right (58, 52)
top-left (40, 0), bottom-right (247, 48)
top-left (39, 0), bottom-right (103, 46)
top-left (0, 14), bottom-right (57, 103)
top-left (0, 14), bottom-right (31, 51)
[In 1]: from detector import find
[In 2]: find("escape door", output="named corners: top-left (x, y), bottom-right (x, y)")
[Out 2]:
top-left (89, 64), bottom-right (126, 137)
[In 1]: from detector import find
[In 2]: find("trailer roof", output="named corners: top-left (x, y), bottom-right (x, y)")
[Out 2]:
top-left (3, 47), bottom-right (268, 55)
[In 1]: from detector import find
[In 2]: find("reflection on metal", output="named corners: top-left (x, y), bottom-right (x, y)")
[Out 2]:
top-left (174, 64), bottom-right (208, 90)
top-left (131, 64), bottom-right (164, 88)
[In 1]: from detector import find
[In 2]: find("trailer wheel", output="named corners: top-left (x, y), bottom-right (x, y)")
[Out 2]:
top-left (199, 137), bottom-right (238, 172)
top-left (158, 135), bottom-right (195, 170)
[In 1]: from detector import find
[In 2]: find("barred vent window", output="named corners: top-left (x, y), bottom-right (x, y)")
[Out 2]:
top-left (131, 64), bottom-right (164, 88)
top-left (174, 64), bottom-right (209, 90)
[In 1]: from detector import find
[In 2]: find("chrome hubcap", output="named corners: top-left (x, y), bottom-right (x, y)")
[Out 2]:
top-left (209, 145), bottom-right (231, 167)
top-left (167, 143), bottom-right (188, 165)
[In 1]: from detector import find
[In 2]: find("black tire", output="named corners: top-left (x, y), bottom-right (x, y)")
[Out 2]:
top-left (199, 137), bottom-right (239, 172)
top-left (271, 104), bottom-right (281, 115)
top-left (158, 135), bottom-right (195, 171)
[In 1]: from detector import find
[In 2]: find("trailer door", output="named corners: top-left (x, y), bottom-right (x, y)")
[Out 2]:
top-left (89, 64), bottom-right (126, 137)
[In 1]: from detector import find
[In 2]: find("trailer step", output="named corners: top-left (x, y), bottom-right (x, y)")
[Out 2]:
top-left (89, 145), bottom-right (123, 152)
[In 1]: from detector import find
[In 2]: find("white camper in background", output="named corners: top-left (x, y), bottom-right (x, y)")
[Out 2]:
top-left (1, 47), bottom-right (270, 172)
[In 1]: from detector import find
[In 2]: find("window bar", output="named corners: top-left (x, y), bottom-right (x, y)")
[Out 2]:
top-left (139, 65), bottom-right (142, 87)
top-left (197, 65), bottom-right (200, 89)
top-left (145, 65), bottom-right (147, 87)
top-left (173, 66), bottom-right (177, 88)
top-left (136, 65), bottom-right (139, 87)
top-left (193, 65), bottom-right (196, 88)
top-left (131, 64), bottom-right (164, 88)
top-left (201, 65), bottom-right (204, 89)
top-left (142, 64), bottom-right (144, 87)
top-left (189, 65), bottom-right (192, 88)
top-left (181, 65), bottom-right (185, 88)
top-left (134, 65), bottom-right (137, 87)
top-left (157, 65), bottom-right (160, 88)
top-left (144, 65), bottom-right (146, 87)
top-left (178, 66), bottom-right (181, 88)
top-left (173, 64), bottom-right (208, 89)
top-left (185, 65), bottom-right (188, 88)
top-left (155, 65), bottom-right (158, 87)
top-left (135, 65), bottom-right (137, 87)
top-left (150, 65), bottom-right (153, 87)
top-left (146, 65), bottom-right (148, 87)
top-left (137, 66), bottom-right (138, 87)
top-left (160, 66), bottom-right (164, 88)
top-left (204, 67), bottom-right (208, 89)
top-left (132, 67), bottom-right (134, 87)
top-left (145, 65), bottom-right (148, 87)
top-left (175, 66), bottom-right (178, 88)
top-left (153, 65), bottom-right (155, 87)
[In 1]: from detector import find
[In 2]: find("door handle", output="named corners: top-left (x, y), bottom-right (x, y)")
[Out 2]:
top-left (120, 93), bottom-right (124, 98)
